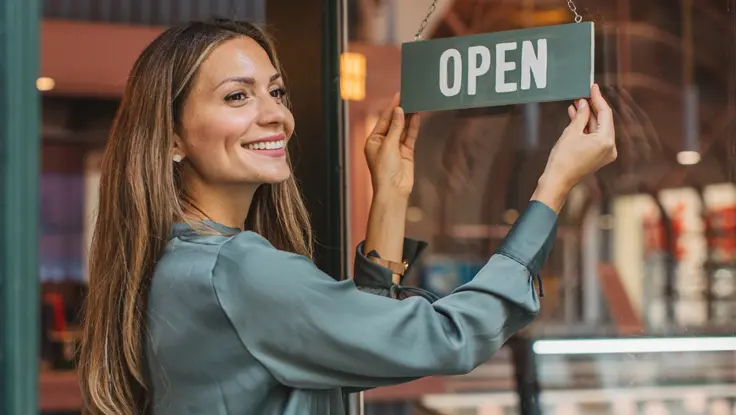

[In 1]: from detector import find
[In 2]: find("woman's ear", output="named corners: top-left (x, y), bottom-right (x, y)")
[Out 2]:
top-left (172, 134), bottom-right (186, 163)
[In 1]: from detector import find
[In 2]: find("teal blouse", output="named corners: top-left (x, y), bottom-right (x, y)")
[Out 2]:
top-left (145, 201), bottom-right (558, 414)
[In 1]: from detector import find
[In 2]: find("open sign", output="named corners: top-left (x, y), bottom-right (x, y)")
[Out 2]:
top-left (400, 22), bottom-right (595, 113)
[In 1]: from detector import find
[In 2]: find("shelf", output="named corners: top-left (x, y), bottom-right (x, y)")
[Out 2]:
top-left (40, 371), bottom-right (82, 412)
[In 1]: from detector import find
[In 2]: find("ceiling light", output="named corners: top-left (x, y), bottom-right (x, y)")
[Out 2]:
top-left (502, 209), bottom-right (519, 224)
top-left (677, 150), bottom-right (700, 165)
top-left (533, 337), bottom-right (736, 355)
top-left (340, 53), bottom-right (366, 101)
top-left (36, 77), bottom-right (55, 91)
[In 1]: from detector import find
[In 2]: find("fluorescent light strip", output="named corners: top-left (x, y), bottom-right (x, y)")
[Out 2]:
top-left (421, 384), bottom-right (736, 409)
top-left (533, 337), bottom-right (736, 355)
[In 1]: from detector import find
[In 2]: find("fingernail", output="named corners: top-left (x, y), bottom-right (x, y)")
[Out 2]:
top-left (578, 99), bottom-right (587, 108)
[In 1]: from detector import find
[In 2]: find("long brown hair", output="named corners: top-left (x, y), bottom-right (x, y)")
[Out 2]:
top-left (78, 19), bottom-right (312, 415)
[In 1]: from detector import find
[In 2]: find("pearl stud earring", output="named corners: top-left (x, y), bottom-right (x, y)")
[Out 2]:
top-left (173, 154), bottom-right (183, 163)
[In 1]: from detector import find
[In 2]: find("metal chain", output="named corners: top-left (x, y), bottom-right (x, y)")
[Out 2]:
top-left (567, 0), bottom-right (583, 23)
top-left (415, 0), bottom-right (580, 41)
top-left (414, 0), bottom-right (439, 41)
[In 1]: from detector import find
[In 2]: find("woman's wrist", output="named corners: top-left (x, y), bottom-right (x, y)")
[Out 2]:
top-left (530, 173), bottom-right (571, 214)
top-left (364, 189), bottom-right (408, 266)
top-left (373, 188), bottom-right (409, 206)
top-left (371, 188), bottom-right (410, 208)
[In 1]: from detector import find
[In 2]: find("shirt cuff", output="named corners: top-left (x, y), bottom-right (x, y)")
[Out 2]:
top-left (497, 200), bottom-right (559, 278)
top-left (353, 238), bottom-right (428, 289)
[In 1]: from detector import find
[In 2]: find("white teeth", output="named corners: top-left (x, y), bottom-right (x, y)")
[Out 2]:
top-left (244, 140), bottom-right (285, 151)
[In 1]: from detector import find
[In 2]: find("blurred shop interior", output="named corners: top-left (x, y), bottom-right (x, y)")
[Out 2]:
top-left (34, 0), bottom-right (735, 414)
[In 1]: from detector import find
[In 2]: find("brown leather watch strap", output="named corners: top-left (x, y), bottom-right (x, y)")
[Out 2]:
top-left (365, 250), bottom-right (408, 285)
top-left (367, 256), bottom-right (408, 276)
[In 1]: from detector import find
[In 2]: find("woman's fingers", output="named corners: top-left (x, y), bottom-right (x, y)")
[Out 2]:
top-left (590, 84), bottom-right (613, 135)
top-left (569, 97), bottom-right (599, 134)
top-left (569, 99), bottom-right (591, 132)
top-left (573, 99), bottom-right (597, 134)
top-left (401, 113), bottom-right (421, 151)
top-left (385, 107), bottom-right (405, 143)
top-left (370, 93), bottom-right (401, 136)
top-left (587, 106), bottom-right (598, 133)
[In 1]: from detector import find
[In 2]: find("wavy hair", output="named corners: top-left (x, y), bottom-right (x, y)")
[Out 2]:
top-left (78, 19), bottom-right (312, 415)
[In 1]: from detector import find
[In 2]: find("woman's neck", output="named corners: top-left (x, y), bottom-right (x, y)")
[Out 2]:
top-left (183, 177), bottom-right (259, 230)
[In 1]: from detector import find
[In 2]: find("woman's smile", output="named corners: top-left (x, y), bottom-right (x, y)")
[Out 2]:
top-left (241, 134), bottom-right (287, 158)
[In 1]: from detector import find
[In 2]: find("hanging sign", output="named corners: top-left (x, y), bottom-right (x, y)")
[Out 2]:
top-left (400, 22), bottom-right (595, 113)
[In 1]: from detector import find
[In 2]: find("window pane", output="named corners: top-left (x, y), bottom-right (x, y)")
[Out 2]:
top-left (346, 1), bottom-right (736, 413)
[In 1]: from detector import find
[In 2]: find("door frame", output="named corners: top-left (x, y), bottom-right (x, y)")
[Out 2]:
top-left (1, 0), bottom-right (42, 413)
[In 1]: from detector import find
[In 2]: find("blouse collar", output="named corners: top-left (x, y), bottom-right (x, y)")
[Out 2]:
top-left (170, 220), bottom-right (242, 239)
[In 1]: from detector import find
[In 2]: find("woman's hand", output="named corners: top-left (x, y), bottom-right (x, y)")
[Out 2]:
top-left (364, 93), bottom-right (421, 199)
top-left (532, 84), bottom-right (617, 212)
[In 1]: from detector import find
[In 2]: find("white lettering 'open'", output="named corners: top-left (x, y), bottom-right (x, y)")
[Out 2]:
top-left (495, 42), bottom-right (517, 93)
top-left (467, 46), bottom-right (491, 96)
top-left (521, 39), bottom-right (548, 90)
top-left (439, 49), bottom-right (462, 97)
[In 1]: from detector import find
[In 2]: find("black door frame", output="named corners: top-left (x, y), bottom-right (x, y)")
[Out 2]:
top-left (266, 0), bottom-right (348, 281)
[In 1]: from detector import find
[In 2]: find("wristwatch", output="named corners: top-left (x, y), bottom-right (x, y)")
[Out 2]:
top-left (366, 250), bottom-right (408, 284)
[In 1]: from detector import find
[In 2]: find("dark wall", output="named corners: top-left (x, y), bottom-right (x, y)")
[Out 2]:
top-left (266, 0), bottom-right (347, 279)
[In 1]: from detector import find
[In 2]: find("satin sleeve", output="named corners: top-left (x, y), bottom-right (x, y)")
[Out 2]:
top-left (211, 201), bottom-right (558, 390)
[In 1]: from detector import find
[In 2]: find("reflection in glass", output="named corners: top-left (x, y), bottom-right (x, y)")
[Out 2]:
top-left (346, 0), bottom-right (736, 413)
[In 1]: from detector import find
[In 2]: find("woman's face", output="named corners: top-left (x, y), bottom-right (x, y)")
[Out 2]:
top-left (176, 36), bottom-right (294, 186)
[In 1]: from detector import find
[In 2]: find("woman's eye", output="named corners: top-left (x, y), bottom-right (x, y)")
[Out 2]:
top-left (225, 92), bottom-right (247, 102)
top-left (270, 88), bottom-right (287, 99)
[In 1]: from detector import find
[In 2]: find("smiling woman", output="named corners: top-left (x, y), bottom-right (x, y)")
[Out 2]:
top-left (78, 19), bottom-right (314, 415)
top-left (172, 35), bottom-right (296, 225)
top-left (77, 16), bottom-right (616, 415)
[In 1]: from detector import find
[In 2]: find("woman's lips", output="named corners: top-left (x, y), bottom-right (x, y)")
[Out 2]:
top-left (245, 147), bottom-right (286, 158)
top-left (241, 138), bottom-right (286, 158)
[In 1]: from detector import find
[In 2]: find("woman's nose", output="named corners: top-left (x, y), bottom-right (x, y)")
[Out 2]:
top-left (256, 94), bottom-right (286, 126)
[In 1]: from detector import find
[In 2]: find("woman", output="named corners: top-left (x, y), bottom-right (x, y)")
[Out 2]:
top-left (78, 19), bottom-right (616, 415)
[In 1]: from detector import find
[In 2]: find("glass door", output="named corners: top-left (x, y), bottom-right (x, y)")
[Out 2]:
top-left (345, 0), bottom-right (736, 414)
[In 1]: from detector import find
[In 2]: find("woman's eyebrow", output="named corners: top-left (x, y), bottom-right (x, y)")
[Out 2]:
top-left (214, 73), bottom-right (282, 90)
